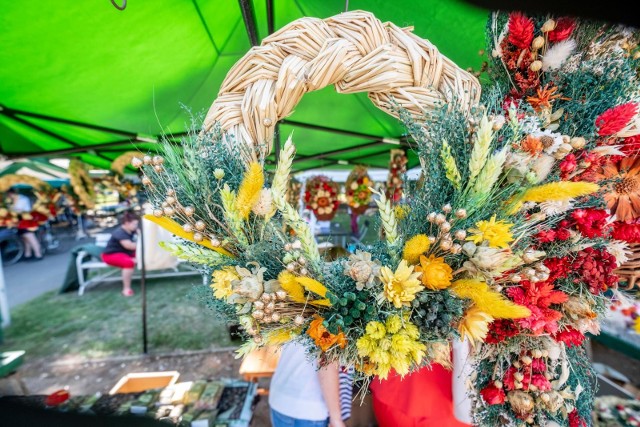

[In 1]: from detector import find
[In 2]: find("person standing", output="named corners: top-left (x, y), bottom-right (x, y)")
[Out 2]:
top-left (101, 211), bottom-right (139, 296)
top-left (269, 341), bottom-right (347, 427)
top-left (6, 188), bottom-right (43, 261)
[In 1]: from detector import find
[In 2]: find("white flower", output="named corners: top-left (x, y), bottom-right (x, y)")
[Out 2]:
top-left (606, 240), bottom-right (631, 266)
top-left (539, 200), bottom-right (574, 216)
top-left (532, 129), bottom-right (563, 154)
top-left (251, 188), bottom-right (273, 216)
top-left (542, 39), bottom-right (577, 71)
top-left (343, 250), bottom-right (381, 291)
top-left (214, 168), bottom-right (225, 180)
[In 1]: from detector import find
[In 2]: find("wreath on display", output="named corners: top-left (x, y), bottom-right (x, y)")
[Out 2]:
top-left (385, 148), bottom-right (408, 204)
top-left (0, 175), bottom-right (54, 230)
top-left (345, 165), bottom-right (373, 215)
top-left (286, 176), bottom-right (302, 208)
top-left (68, 159), bottom-right (96, 209)
top-left (133, 10), bottom-right (640, 426)
top-left (303, 175), bottom-right (340, 221)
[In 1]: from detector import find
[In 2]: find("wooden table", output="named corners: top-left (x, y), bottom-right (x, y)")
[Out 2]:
top-left (238, 346), bottom-right (280, 395)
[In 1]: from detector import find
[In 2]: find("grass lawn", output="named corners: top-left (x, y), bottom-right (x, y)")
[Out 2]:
top-left (0, 275), bottom-right (234, 359)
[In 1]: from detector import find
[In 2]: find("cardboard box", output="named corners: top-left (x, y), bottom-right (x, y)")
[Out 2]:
top-left (109, 371), bottom-right (180, 395)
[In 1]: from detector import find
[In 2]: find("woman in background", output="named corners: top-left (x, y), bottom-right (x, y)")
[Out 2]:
top-left (101, 211), bottom-right (139, 296)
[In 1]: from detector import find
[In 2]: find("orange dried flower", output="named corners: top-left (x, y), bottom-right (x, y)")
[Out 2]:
top-left (526, 84), bottom-right (568, 112)
top-left (521, 135), bottom-right (544, 155)
top-left (307, 316), bottom-right (347, 352)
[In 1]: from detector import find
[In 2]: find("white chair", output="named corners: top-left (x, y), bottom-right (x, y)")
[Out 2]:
top-left (76, 228), bottom-right (203, 296)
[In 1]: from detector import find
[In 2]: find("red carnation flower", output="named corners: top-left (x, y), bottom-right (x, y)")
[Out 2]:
top-left (548, 17), bottom-right (576, 42)
top-left (612, 221), bottom-right (640, 243)
top-left (569, 409), bottom-right (587, 427)
top-left (559, 153), bottom-right (577, 179)
top-left (536, 229), bottom-right (557, 243)
top-left (508, 12), bottom-right (535, 49)
top-left (531, 358), bottom-right (546, 373)
top-left (553, 326), bottom-right (585, 347)
top-left (486, 319), bottom-right (520, 344)
top-left (480, 384), bottom-right (506, 405)
top-left (571, 208), bottom-right (609, 238)
top-left (531, 374), bottom-right (552, 391)
top-left (556, 228), bottom-right (571, 241)
top-left (596, 102), bottom-right (638, 136)
top-left (544, 257), bottom-right (570, 282)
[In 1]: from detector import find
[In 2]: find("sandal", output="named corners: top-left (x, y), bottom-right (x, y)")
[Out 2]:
top-left (122, 289), bottom-right (134, 297)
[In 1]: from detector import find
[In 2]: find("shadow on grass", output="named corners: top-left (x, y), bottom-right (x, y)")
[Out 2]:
top-left (0, 276), bottom-right (234, 360)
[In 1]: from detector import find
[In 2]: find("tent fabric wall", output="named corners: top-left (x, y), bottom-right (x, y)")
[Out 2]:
top-left (0, 0), bottom-right (490, 172)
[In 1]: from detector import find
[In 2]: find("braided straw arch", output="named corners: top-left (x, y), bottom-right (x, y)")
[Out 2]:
top-left (203, 10), bottom-right (481, 162)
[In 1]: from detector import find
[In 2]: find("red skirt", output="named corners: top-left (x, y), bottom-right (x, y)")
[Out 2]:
top-left (102, 252), bottom-right (136, 269)
top-left (369, 364), bottom-right (471, 427)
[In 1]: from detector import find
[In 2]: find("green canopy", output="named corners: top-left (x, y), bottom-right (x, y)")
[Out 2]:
top-left (0, 0), bottom-right (490, 172)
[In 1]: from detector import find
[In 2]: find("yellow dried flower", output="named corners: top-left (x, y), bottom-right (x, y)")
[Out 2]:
top-left (416, 255), bottom-right (453, 290)
top-left (459, 307), bottom-right (493, 345)
top-left (210, 267), bottom-right (239, 299)
top-left (467, 215), bottom-right (514, 249)
top-left (450, 279), bottom-right (531, 319)
top-left (385, 315), bottom-right (402, 334)
top-left (236, 162), bottom-right (264, 219)
top-left (402, 234), bottom-right (431, 264)
top-left (377, 260), bottom-right (424, 308)
top-left (365, 321), bottom-right (386, 340)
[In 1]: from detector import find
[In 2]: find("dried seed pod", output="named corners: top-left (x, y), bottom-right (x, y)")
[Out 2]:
top-left (143, 155), bottom-right (153, 165)
top-left (427, 212), bottom-right (437, 222)
top-left (153, 209), bottom-right (163, 218)
top-left (440, 240), bottom-right (453, 251)
top-left (184, 206), bottom-right (195, 217)
top-left (266, 301), bottom-right (276, 312)
top-left (271, 313), bottom-right (281, 322)
top-left (300, 268), bottom-right (308, 276)
top-left (166, 196), bottom-right (176, 205)
top-left (252, 310), bottom-right (265, 320)
top-left (442, 204), bottom-right (452, 213)
top-left (276, 290), bottom-right (287, 301)
top-left (195, 220), bottom-right (206, 231)
top-left (154, 165), bottom-right (163, 173)
top-left (193, 232), bottom-right (204, 242)
top-left (166, 189), bottom-right (176, 196)
top-left (529, 60), bottom-right (542, 72)
top-left (454, 230), bottom-right (467, 240)
top-left (131, 157), bottom-right (143, 168)
top-left (152, 155), bottom-right (164, 165)
top-left (253, 301), bottom-right (265, 310)
top-left (440, 222), bottom-right (451, 232)
top-left (541, 19), bottom-right (557, 32)
top-left (141, 176), bottom-right (151, 186)
top-left (183, 223), bottom-right (193, 233)
top-left (435, 213), bottom-right (446, 225)
top-left (261, 293), bottom-right (272, 303)
top-left (163, 207), bottom-right (175, 216)
top-left (294, 315), bottom-right (305, 325)
top-left (211, 238), bottom-right (221, 247)
top-left (532, 36), bottom-right (545, 50)
top-left (455, 209), bottom-right (467, 219)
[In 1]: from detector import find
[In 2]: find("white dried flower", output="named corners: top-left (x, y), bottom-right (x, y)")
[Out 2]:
top-left (533, 129), bottom-right (564, 155)
top-left (542, 39), bottom-right (577, 71)
top-left (343, 251), bottom-right (381, 291)
top-left (539, 200), bottom-right (574, 216)
top-left (214, 168), bottom-right (225, 180)
top-left (606, 240), bottom-right (631, 266)
top-left (251, 188), bottom-right (273, 216)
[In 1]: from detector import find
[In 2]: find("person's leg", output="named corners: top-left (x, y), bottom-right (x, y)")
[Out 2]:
top-left (121, 268), bottom-right (134, 295)
top-left (24, 232), bottom-right (42, 258)
top-left (20, 234), bottom-right (32, 258)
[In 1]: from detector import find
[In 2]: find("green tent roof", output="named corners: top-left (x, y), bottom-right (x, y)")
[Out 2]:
top-left (0, 0), bottom-right (490, 172)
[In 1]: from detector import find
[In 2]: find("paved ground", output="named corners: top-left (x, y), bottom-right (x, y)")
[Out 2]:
top-left (2, 227), bottom-right (99, 308)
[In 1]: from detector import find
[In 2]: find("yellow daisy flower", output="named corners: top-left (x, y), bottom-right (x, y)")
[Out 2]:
top-left (402, 234), bottom-right (431, 265)
top-left (416, 255), bottom-right (453, 290)
top-left (377, 260), bottom-right (424, 308)
top-left (459, 306), bottom-right (494, 345)
top-left (210, 267), bottom-right (239, 299)
top-left (467, 215), bottom-right (514, 249)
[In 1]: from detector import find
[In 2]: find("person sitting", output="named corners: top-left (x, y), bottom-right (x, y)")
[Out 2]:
top-left (6, 188), bottom-right (43, 261)
top-left (101, 211), bottom-right (139, 296)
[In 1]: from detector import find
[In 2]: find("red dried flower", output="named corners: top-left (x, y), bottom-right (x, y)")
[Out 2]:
top-left (536, 229), bottom-right (556, 243)
top-left (571, 247), bottom-right (618, 294)
top-left (486, 319), bottom-right (520, 344)
top-left (508, 12), bottom-right (535, 49)
top-left (621, 135), bottom-right (640, 157)
top-left (507, 281), bottom-right (568, 334)
top-left (596, 102), bottom-right (638, 136)
top-left (531, 358), bottom-right (546, 373)
top-left (611, 221), bottom-right (640, 243)
top-left (571, 208), bottom-right (609, 238)
top-left (531, 374), bottom-right (552, 391)
top-left (569, 409), bottom-right (587, 427)
top-left (548, 17), bottom-right (576, 42)
top-left (544, 257), bottom-right (570, 282)
top-left (502, 366), bottom-right (530, 391)
top-left (480, 384), bottom-right (506, 405)
top-left (553, 326), bottom-right (585, 347)
top-left (559, 153), bottom-right (577, 179)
